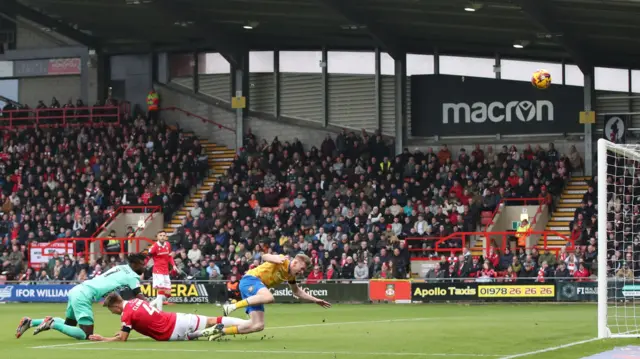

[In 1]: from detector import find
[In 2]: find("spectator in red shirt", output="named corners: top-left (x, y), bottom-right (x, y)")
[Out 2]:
top-left (503, 266), bottom-right (517, 282)
top-left (448, 210), bottom-right (458, 225)
top-left (458, 189), bottom-right (471, 206)
top-left (306, 265), bottom-right (324, 284)
top-left (471, 144), bottom-right (484, 163)
top-left (507, 171), bottom-right (520, 188)
top-left (449, 180), bottom-right (463, 200)
top-left (478, 262), bottom-right (496, 281)
top-left (573, 263), bottom-right (590, 281)
top-left (437, 145), bottom-right (451, 165)
top-left (487, 248), bottom-right (499, 269)
top-left (536, 261), bottom-right (551, 283)
top-left (325, 262), bottom-right (337, 280)
top-left (141, 188), bottom-right (152, 205)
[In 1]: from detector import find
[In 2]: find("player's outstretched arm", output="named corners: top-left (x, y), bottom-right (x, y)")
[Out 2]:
top-left (89, 331), bottom-right (129, 342)
top-left (262, 254), bottom-right (285, 264)
top-left (289, 283), bottom-right (331, 308)
top-left (131, 287), bottom-right (147, 301)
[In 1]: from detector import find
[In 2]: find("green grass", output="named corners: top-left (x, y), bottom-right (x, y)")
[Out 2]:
top-left (1, 303), bottom-right (638, 359)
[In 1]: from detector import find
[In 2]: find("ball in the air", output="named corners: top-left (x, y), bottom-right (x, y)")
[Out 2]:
top-left (531, 69), bottom-right (551, 89)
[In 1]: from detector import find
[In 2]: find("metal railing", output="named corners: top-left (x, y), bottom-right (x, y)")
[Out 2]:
top-left (406, 230), bottom-right (575, 259)
top-left (90, 205), bottom-right (161, 238)
top-left (28, 236), bottom-right (154, 268)
top-left (483, 197), bottom-right (544, 232)
top-left (0, 104), bottom-right (129, 128)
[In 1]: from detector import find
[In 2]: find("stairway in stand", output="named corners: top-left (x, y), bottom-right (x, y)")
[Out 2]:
top-left (162, 132), bottom-right (235, 233)
top-left (539, 176), bottom-right (591, 249)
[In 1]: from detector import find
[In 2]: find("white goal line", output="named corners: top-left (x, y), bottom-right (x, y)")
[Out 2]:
top-left (498, 337), bottom-right (601, 359)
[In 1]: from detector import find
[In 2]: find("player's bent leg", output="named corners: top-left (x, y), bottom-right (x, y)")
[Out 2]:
top-left (209, 310), bottom-right (265, 341)
top-left (225, 287), bottom-right (274, 316)
top-left (228, 310), bottom-right (265, 336)
top-left (79, 324), bottom-right (94, 338)
top-left (196, 316), bottom-right (251, 340)
top-left (41, 294), bottom-right (95, 340)
top-left (35, 316), bottom-right (90, 340)
top-left (29, 300), bottom-right (74, 330)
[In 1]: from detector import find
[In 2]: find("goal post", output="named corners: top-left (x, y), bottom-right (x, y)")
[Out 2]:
top-left (597, 138), bottom-right (640, 339)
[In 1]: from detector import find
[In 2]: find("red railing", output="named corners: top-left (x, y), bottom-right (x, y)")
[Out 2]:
top-left (28, 236), bottom-right (154, 268)
top-left (0, 105), bottom-right (126, 129)
top-left (484, 197), bottom-right (544, 232)
top-left (406, 230), bottom-right (575, 260)
top-left (90, 205), bottom-right (162, 238)
top-left (159, 106), bottom-right (235, 133)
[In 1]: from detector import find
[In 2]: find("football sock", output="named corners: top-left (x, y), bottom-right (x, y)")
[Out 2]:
top-left (223, 326), bottom-right (239, 335)
top-left (218, 316), bottom-right (250, 326)
top-left (30, 319), bottom-right (43, 327)
top-left (52, 320), bottom-right (87, 340)
top-left (234, 299), bottom-right (250, 310)
top-left (30, 317), bottom-right (63, 327)
top-left (156, 294), bottom-right (165, 311)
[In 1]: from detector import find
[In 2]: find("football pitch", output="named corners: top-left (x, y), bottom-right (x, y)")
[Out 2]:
top-left (1, 303), bottom-right (637, 359)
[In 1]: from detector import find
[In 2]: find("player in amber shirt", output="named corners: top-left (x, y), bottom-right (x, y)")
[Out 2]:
top-left (202, 253), bottom-right (331, 340)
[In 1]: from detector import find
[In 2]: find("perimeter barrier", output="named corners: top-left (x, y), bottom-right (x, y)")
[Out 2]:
top-left (0, 279), bottom-right (630, 304)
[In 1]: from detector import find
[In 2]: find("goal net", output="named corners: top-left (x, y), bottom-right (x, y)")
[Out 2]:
top-left (598, 138), bottom-right (640, 338)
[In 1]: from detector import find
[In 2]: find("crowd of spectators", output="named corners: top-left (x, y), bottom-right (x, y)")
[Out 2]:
top-left (164, 128), bottom-right (580, 283)
top-left (0, 98), bottom-right (208, 281)
top-left (603, 153), bottom-right (640, 280)
top-left (0, 96), bottom-right (589, 284)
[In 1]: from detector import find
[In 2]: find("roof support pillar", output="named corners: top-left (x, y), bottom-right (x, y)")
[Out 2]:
top-left (394, 53), bottom-right (407, 155)
top-left (583, 70), bottom-right (594, 176)
top-left (322, 47), bottom-right (328, 127)
top-left (375, 48), bottom-right (382, 132)
top-left (232, 51), bottom-right (249, 149)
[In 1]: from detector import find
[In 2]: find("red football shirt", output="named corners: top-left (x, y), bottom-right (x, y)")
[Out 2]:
top-left (121, 299), bottom-right (176, 341)
top-left (149, 241), bottom-right (174, 275)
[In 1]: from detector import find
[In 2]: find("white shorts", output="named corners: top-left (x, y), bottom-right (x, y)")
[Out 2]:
top-left (169, 313), bottom-right (208, 341)
top-left (152, 274), bottom-right (171, 289)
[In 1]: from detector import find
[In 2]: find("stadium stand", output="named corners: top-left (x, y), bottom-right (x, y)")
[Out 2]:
top-left (0, 99), bottom-right (592, 285)
top-left (0, 99), bottom-right (213, 281)
top-left (157, 129), bottom-right (584, 283)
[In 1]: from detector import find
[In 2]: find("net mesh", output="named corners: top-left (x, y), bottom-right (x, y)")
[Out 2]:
top-left (603, 141), bottom-right (640, 336)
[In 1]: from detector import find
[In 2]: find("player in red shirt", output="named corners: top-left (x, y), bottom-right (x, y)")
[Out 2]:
top-left (89, 293), bottom-right (250, 342)
top-left (148, 230), bottom-right (176, 311)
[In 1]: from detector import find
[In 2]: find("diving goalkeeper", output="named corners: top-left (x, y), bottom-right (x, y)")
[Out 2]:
top-left (15, 253), bottom-right (148, 340)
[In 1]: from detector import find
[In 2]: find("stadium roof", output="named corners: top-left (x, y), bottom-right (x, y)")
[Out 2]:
top-left (10, 0), bottom-right (640, 71)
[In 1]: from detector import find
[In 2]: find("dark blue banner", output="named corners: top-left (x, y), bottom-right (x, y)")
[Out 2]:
top-left (410, 75), bottom-right (584, 137)
top-left (0, 284), bottom-right (76, 303)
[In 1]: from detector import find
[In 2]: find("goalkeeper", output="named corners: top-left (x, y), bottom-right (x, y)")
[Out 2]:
top-left (15, 253), bottom-right (148, 340)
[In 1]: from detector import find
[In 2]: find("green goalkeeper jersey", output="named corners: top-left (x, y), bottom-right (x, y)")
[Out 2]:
top-left (77, 264), bottom-right (141, 300)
